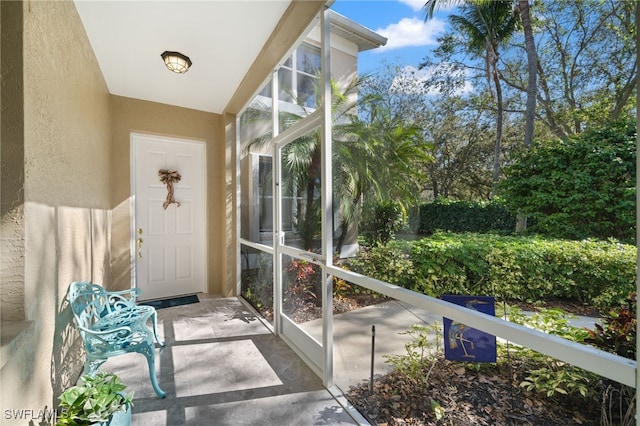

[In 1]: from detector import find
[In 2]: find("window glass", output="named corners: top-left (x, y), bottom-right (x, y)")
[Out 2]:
top-left (240, 244), bottom-right (274, 325)
top-left (278, 68), bottom-right (293, 103)
top-left (297, 44), bottom-right (321, 75)
top-left (258, 77), bottom-right (272, 98)
top-left (280, 127), bottom-right (322, 252)
top-left (297, 74), bottom-right (317, 108)
top-left (259, 157), bottom-right (274, 233)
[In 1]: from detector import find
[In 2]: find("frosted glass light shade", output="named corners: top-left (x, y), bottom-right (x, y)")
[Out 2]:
top-left (161, 51), bottom-right (192, 74)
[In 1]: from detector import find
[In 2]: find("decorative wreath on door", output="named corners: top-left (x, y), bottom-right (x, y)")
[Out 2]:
top-left (159, 169), bottom-right (181, 209)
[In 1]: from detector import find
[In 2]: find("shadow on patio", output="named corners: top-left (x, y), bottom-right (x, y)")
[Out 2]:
top-left (101, 296), bottom-right (357, 426)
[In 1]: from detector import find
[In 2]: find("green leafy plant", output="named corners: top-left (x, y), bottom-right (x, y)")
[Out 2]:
top-left (497, 120), bottom-right (636, 243)
top-left (520, 365), bottom-right (594, 398)
top-left (352, 233), bottom-right (636, 310)
top-left (499, 305), bottom-right (597, 399)
top-left (57, 371), bottom-right (133, 426)
top-left (384, 323), bottom-right (443, 387)
top-left (585, 292), bottom-right (636, 359)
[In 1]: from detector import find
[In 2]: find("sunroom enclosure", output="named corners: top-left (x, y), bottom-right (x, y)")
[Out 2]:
top-left (237, 7), bottom-right (638, 414)
top-left (239, 10), bottom-right (335, 385)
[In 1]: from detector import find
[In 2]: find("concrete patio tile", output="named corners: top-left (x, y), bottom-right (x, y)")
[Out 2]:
top-left (98, 295), bottom-right (602, 425)
top-left (172, 340), bottom-right (282, 397)
top-left (100, 296), bottom-right (360, 426)
top-left (184, 390), bottom-right (356, 426)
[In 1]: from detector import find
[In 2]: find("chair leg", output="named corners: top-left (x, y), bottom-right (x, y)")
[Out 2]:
top-left (150, 311), bottom-right (165, 347)
top-left (140, 344), bottom-right (166, 398)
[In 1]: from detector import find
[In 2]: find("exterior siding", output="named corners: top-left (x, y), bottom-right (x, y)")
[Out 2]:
top-left (1, 0), bottom-right (111, 420)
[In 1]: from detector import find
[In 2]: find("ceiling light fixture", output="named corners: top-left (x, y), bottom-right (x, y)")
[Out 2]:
top-left (161, 51), bottom-right (192, 74)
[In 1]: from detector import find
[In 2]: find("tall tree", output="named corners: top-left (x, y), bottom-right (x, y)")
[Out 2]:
top-left (425, 0), bottom-right (537, 148)
top-left (515, 0), bottom-right (536, 147)
top-left (447, 1), bottom-right (518, 185)
top-left (500, 0), bottom-right (636, 139)
top-left (359, 61), bottom-right (501, 201)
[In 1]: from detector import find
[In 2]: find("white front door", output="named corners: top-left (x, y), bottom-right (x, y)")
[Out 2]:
top-left (132, 133), bottom-right (206, 301)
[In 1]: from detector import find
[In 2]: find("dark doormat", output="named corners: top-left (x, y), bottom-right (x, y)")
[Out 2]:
top-left (140, 294), bottom-right (199, 310)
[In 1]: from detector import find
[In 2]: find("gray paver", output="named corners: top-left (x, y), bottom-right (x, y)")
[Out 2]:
top-left (101, 296), bottom-right (358, 426)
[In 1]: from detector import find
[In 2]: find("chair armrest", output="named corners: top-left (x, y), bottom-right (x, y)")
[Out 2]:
top-left (105, 288), bottom-right (142, 299)
top-left (105, 288), bottom-right (142, 307)
top-left (77, 323), bottom-right (132, 336)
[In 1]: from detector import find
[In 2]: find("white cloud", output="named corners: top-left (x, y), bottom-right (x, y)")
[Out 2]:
top-left (375, 17), bottom-right (446, 52)
top-left (389, 65), bottom-right (473, 96)
top-left (397, 0), bottom-right (427, 12)
top-left (399, 0), bottom-right (460, 14)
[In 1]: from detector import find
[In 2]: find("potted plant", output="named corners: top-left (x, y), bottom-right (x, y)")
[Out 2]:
top-left (56, 371), bottom-right (133, 426)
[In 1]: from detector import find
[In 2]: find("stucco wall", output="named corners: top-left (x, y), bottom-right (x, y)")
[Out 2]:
top-left (1, 1), bottom-right (112, 422)
top-left (109, 96), bottom-right (227, 295)
top-left (1, 1), bottom-right (25, 323)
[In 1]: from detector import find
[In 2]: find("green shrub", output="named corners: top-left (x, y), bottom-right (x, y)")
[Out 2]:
top-left (347, 240), bottom-right (415, 289)
top-left (417, 198), bottom-right (516, 235)
top-left (497, 120), bottom-right (636, 243)
top-left (351, 233), bottom-right (636, 310)
top-left (408, 232), bottom-right (494, 296)
top-left (360, 200), bottom-right (407, 246)
top-left (585, 293), bottom-right (637, 359)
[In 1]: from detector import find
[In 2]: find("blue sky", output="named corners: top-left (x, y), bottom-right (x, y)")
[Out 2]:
top-left (330, 0), bottom-right (455, 74)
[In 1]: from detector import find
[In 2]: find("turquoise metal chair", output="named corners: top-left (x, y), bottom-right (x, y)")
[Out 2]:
top-left (68, 281), bottom-right (166, 398)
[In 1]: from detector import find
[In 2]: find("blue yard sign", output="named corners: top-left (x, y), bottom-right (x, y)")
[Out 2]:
top-left (442, 295), bottom-right (497, 363)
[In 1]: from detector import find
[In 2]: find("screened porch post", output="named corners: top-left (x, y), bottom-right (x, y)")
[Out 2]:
top-left (272, 68), bottom-right (282, 335)
top-left (635, 1), bottom-right (639, 422)
top-left (320, 7), bottom-right (334, 389)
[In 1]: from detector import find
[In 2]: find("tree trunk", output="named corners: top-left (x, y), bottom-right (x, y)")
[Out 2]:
top-left (492, 67), bottom-right (503, 188)
top-left (519, 0), bottom-right (537, 147)
top-left (515, 215), bottom-right (527, 233)
top-left (335, 187), bottom-right (362, 255)
top-left (516, 0), bottom-right (537, 230)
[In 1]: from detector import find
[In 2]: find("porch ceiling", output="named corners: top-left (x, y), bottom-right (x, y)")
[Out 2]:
top-left (74, 1), bottom-right (293, 114)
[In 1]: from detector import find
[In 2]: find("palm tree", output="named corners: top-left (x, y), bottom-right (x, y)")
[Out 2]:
top-left (438, 1), bottom-right (518, 185)
top-left (334, 102), bottom-right (432, 250)
top-left (424, 0), bottom-right (537, 147)
top-left (245, 76), bottom-right (430, 252)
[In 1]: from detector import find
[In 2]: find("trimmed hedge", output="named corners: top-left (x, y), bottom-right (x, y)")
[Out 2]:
top-left (348, 232), bottom-right (636, 310)
top-left (497, 120), bottom-right (636, 243)
top-left (417, 198), bottom-right (516, 235)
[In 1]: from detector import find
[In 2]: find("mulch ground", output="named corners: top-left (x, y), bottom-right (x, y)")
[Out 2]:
top-left (346, 355), bottom-right (606, 426)
top-left (341, 296), bottom-right (610, 425)
top-left (248, 293), bottom-right (618, 425)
